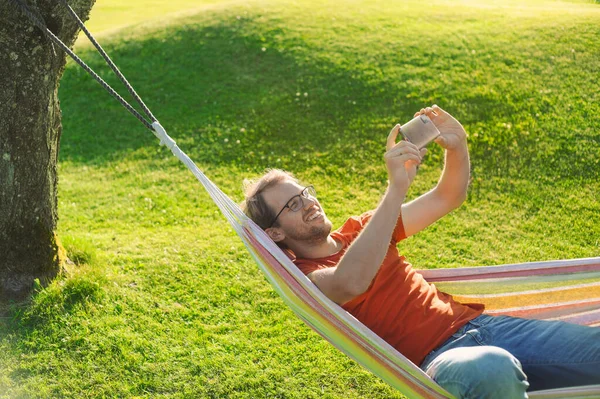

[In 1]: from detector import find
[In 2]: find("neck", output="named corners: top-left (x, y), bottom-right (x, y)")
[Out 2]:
top-left (286, 235), bottom-right (341, 259)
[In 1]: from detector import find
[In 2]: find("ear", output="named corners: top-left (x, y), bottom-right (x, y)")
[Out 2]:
top-left (266, 227), bottom-right (285, 243)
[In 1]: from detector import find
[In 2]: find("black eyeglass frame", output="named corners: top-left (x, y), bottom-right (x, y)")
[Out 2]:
top-left (269, 185), bottom-right (316, 228)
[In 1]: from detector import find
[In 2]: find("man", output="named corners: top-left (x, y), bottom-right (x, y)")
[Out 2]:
top-left (242, 105), bottom-right (600, 398)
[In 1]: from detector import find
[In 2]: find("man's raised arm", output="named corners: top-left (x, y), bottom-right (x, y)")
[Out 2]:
top-left (308, 125), bottom-right (425, 304)
top-left (400, 105), bottom-right (470, 238)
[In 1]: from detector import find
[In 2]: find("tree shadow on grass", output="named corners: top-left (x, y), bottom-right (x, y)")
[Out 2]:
top-left (59, 19), bottom-right (424, 175)
top-left (59, 9), bottom-right (600, 185)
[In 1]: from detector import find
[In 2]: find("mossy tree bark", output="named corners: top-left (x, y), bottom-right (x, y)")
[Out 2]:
top-left (0, 0), bottom-right (95, 300)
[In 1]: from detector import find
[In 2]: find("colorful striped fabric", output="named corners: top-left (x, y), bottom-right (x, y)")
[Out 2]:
top-left (420, 258), bottom-right (600, 327)
top-left (163, 141), bottom-right (600, 399)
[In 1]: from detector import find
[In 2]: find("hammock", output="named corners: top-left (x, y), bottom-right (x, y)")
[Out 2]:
top-left (10, 1), bottom-right (600, 397)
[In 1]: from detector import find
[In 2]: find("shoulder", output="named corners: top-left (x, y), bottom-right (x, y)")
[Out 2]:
top-left (294, 258), bottom-right (325, 276)
top-left (337, 211), bottom-right (374, 236)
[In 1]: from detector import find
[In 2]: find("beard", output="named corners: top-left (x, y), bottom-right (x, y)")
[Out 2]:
top-left (283, 217), bottom-right (333, 245)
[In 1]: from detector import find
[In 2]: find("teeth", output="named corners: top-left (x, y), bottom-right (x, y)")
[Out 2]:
top-left (307, 212), bottom-right (320, 221)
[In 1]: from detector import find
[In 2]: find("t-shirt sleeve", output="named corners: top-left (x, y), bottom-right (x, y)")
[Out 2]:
top-left (295, 259), bottom-right (325, 276)
top-left (392, 211), bottom-right (407, 243)
top-left (358, 210), bottom-right (407, 244)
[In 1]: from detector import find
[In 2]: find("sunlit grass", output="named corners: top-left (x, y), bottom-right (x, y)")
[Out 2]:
top-left (79, 0), bottom-right (233, 41)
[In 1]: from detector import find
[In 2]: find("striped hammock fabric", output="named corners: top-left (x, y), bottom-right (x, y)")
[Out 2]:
top-left (157, 132), bottom-right (600, 399)
top-left (420, 260), bottom-right (600, 328)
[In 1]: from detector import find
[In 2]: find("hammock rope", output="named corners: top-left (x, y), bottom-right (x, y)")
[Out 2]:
top-left (8, 0), bottom-right (156, 130)
top-left (10, 1), bottom-right (600, 397)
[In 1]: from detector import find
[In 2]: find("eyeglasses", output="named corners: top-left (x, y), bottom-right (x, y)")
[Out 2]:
top-left (269, 185), bottom-right (317, 228)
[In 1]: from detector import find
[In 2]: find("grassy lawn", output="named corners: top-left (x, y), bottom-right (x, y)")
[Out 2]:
top-left (79, 0), bottom-right (234, 40)
top-left (1, 0), bottom-right (599, 397)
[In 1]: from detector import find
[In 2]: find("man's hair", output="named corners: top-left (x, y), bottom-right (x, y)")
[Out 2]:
top-left (241, 169), bottom-right (299, 230)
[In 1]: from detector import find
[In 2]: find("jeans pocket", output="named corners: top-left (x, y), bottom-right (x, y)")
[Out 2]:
top-left (466, 329), bottom-right (487, 346)
top-left (451, 323), bottom-right (472, 339)
top-left (465, 314), bottom-right (493, 328)
top-left (468, 323), bottom-right (494, 346)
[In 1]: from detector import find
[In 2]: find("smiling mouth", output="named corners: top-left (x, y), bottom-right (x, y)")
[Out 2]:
top-left (305, 209), bottom-right (322, 222)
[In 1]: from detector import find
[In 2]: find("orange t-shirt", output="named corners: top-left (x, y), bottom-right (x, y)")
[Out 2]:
top-left (293, 211), bottom-right (484, 366)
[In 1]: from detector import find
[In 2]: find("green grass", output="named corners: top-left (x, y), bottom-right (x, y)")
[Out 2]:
top-left (79, 0), bottom-right (234, 41)
top-left (2, 0), bottom-right (600, 397)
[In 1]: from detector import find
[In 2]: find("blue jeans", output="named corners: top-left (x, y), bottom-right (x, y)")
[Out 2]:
top-left (420, 314), bottom-right (600, 399)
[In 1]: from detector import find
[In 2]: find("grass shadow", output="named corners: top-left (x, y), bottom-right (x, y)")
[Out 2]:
top-left (59, 6), bottom-right (600, 185)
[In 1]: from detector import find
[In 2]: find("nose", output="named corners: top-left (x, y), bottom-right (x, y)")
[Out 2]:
top-left (302, 196), bottom-right (317, 209)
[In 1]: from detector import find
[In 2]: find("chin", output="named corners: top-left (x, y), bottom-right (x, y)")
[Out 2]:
top-left (310, 220), bottom-right (332, 242)
top-left (322, 216), bottom-right (333, 233)
top-left (286, 223), bottom-right (331, 244)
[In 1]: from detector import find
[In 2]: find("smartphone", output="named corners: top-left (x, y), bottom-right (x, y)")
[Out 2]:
top-left (400, 114), bottom-right (441, 149)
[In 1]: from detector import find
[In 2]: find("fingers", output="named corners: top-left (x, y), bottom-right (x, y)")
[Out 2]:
top-left (414, 104), bottom-right (446, 120)
top-left (387, 124), bottom-right (401, 151)
top-left (432, 104), bottom-right (447, 117)
top-left (384, 151), bottom-right (422, 165)
top-left (385, 141), bottom-right (422, 164)
top-left (386, 140), bottom-right (421, 157)
top-left (386, 126), bottom-right (427, 163)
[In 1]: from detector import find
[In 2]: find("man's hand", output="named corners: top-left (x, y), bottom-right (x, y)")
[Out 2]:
top-left (414, 105), bottom-right (467, 150)
top-left (385, 124), bottom-right (427, 193)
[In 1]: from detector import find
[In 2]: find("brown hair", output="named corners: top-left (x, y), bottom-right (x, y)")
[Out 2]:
top-left (241, 169), bottom-right (299, 230)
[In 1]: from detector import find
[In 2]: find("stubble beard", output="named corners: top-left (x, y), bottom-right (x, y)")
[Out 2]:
top-left (285, 218), bottom-right (333, 245)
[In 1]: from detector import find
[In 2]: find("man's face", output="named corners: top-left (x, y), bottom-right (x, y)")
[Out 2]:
top-left (263, 180), bottom-right (333, 245)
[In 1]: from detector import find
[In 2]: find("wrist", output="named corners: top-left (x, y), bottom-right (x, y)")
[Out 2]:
top-left (385, 182), bottom-right (408, 202)
top-left (446, 137), bottom-right (468, 153)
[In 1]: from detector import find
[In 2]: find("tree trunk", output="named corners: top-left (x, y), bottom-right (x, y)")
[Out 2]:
top-left (0, 0), bottom-right (95, 300)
